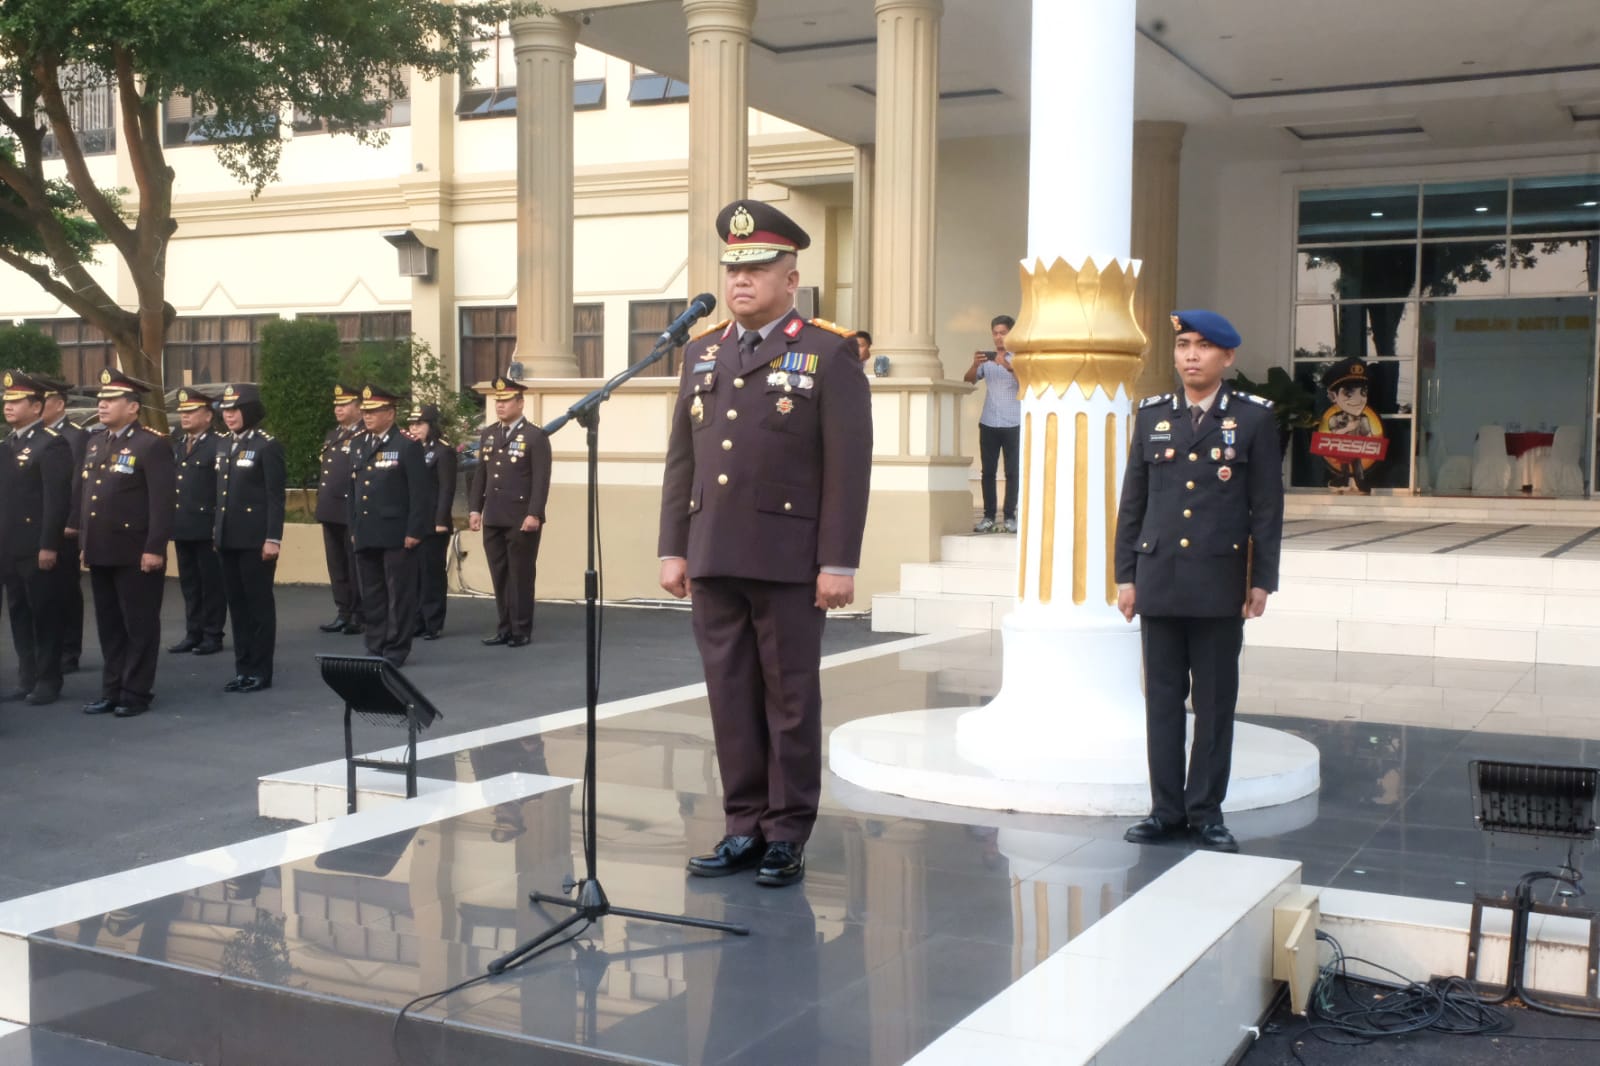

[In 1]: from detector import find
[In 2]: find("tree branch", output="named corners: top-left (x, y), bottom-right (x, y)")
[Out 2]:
top-left (31, 57), bottom-right (135, 260)
top-left (0, 243), bottom-right (131, 332)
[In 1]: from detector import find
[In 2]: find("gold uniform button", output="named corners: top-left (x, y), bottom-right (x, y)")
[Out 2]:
top-left (1233, 543), bottom-right (1240, 550)
top-left (722, 440), bottom-right (733, 451)
top-left (717, 473), bottom-right (729, 485)
top-left (783, 502), bottom-right (792, 512)
top-left (1180, 538), bottom-right (1190, 548)
top-left (1183, 509), bottom-right (1192, 518)
top-left (734, 377), bottom-right (745, 388)
top-left (726, 410), bottom-right (738, 420)
top-left (1187, 453), bottom-right (1197, 462)
top-left (1141, 541), bottom-right (1149, 549)
top-left (1186, 481), bottom-right (1195, 490)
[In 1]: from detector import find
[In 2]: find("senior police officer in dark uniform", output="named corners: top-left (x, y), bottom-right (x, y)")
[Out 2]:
top-left (39, 376), bottom-right (87, 673)
top-left (658, 199), bottom-right (873, 887)
top-left (349, 384), bottom-right (431, 667)
top-left (2, 371), bottom-right (74, 706)
top-left (215, 384), bottom-right (286, 693)
top-left (407, 403), bottom-right (458, 640)
top-left (1114, 310), bottom-right (1284, 853)
top-left (80, 369), bottom-right (176, 719)
top-left (468, 375), bottom-right (551, 647)
top-left (167, 387), bottom-right (227, 657)
top-left (315, 384), bottom-right (366, 635)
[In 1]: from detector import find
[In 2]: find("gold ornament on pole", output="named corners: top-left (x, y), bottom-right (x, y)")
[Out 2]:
top-left (1008, 257), bottom-right (1147, 401)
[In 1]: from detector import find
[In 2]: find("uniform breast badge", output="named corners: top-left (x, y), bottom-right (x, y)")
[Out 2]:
top-left (690, 394), bottom-right (705, 425)
top-left (1210, 447), bottom-right (1222, 460)
top-left (767, 370), bottom-right (788, 386)
top-left (1155, 420), bottom-right (1172, 432)
top-left (775, 396), bottom-right (794, 415)
top-left (1218, 466), bottom-right (1233, 482)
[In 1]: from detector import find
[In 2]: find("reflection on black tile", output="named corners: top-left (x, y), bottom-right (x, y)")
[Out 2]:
top-left (0, 1027), bottom-right (187, 1065)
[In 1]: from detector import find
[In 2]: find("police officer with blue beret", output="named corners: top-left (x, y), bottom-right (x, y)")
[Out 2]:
top-left (1114, 310), bottom-right (1284, 853)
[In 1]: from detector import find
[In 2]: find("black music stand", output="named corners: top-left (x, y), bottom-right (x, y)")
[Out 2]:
top-left (318, 654), bottom-right (445, 815)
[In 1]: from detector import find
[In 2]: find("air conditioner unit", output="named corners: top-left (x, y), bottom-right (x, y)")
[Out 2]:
top-left (795, 286), bottom-right (820, 319)
top-left (381, 230), bottom-right (438, 282)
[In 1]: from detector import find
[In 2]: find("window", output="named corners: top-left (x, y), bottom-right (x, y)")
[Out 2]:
top-left (459, 304), bottom-right (607, 384)
top-left (574, 78), bottom-right (606, 111)
top-left (301, 311), bottom-right (413, 357)
top-left (293, 72), bottom-right (413, 135)
top-left (163, 93), bottom-right (279, 147)
top-left (24, 318), bottom-right (117, 386)
top-left (629, 299), bottom-right (688, 376)
top-left (6, 67), bottom-right (117, 159)
top-left (627, 66), bottom-right (688, 106)
top-left (457, 22), bottom-right (518, 118)
top-left (163, 315), bottom-right (279, 386)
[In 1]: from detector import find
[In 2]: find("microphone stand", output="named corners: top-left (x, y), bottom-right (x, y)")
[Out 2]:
top-left (487, 320), bottom-right (749, 978)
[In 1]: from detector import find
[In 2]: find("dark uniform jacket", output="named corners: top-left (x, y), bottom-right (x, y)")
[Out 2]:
top-left (50, 418), bottom-right (88, 530)
top-left (4, 422), bottom-right (73, 559)
top-left (315, 424), bottom-right (365, 524)
top-left (468, 417), bottom-right (551, 528)
top-left (422, 439), bottom-right (459, 530)
top-left (1114, 383), bottom-right (1284, 618)
top-left (170, 430), bottom-right (224, 543)
top-left (215, 428), bottom-right (287, 550)
top-left (349, 428), bottom-right (431, 550)
top-left (658, 310), bottom-right (873, 584)
top-left (79, 422), bottom-right (176, 567)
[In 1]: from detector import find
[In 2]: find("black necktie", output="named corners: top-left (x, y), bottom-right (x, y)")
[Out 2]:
top-left (740, 330), bottom-right (760, 360)
top-left (1191, 405), bottom-right (1204, 429)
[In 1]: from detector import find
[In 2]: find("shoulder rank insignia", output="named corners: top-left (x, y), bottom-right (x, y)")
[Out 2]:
top-left (783, 317), bottom-right (804, 340)
top-left (809, 317), bottom-right (853, 337)
top-left (692, 319), bottom-right (731, 342)
top-left (1239, 393), bottom-right (1274, 409)
top-left (1139, 393), bottom-right (1172, 409)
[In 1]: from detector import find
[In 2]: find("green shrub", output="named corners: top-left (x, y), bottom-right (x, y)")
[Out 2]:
top-left (259, 319), bottom-right (340, 486)
top-left (0, 324), bottom-right (63, 376)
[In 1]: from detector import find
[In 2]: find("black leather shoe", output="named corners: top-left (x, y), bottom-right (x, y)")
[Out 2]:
top-left (1194, 823), bottom-right (1239, 853)
top-left (482, 633), bottom-right (511, 646)
top-left (342, 622), bottom-right (365, 636)
top-left (113, 703), bottom-right (149, 718)
top-left (61, 658), bottom-right (79, 674)
top-left (223, 675), bottom-right (247, 693)
top-left (319, 617), bottom-right (348, 633)
top-left (192, 641), bottom-right (223, 656)
top-left (0, 687), bottom-right (29, 704)
top-left (756, 842), bottom-right (805, 887)
top-left (26, 683), bottom-right (62, 706)
top-left (506, 635), bottom-right (530, 648)
top-left (83, 698), bottom-right (116, 715)
top-left (421, 631), bottom-right (441, 641)
top-left (1123, 816), bottom-right (1189, 845)
top-left (167, 637), bottom-right (199, 654)
top-left (238, 677), bottom-right (271, 693)
top-left (686, 835), bottom-right (765, 878)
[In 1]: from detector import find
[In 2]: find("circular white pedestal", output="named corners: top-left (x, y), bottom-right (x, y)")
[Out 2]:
top-left (829, 706), bottom-right (1320, 817)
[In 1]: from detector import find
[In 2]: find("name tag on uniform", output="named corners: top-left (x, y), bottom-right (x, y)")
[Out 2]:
top-left (693, 360), bottom-right (716, 373)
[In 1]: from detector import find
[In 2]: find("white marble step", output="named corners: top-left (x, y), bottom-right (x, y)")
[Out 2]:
top-left (871, 591), bottom-right (1016, 634)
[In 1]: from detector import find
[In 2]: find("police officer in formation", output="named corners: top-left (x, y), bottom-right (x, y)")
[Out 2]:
top-left (167, 387), bottom-right (227, 657)
top-left (1114, 310), bottom-right (1284, 854)
top-left (40, 376), bottom-right (87, 674)
top-left (81, 369), bottom-right (175, 719)
top-left (407, 403), bottom-right (458, 641)
top-left (2, 371), bottom-right (74, 706)
top-left (658, 199), bottom-right (873, 888)
top-left (349, 384), bottom-right (430, 667)
top-left (468, 376), bottom-right (550, 648)
top-left (316, 384), bottom-right (366, 635)
top-left (215, 384), bottom-right (285, 693)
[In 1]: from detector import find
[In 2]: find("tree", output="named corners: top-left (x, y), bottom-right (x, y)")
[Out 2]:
top-left (0, 0), bottom-right (536, 428)
top-left (258, 318), bottom-right (340, 489)
top-left (0, 322), bottom-right (61, 375)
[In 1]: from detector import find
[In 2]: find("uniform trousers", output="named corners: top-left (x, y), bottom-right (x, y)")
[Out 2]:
top-left (220, 549), bottom-right (277, 682)
top-left (321, 522), bottom-right (363, 623)
top-left (483, 526), bottom-right (540, 639)
top-left (89, 565), bottom-right (165, 709)
top-left (414, 531), bottom-right (450, 636)
top-left (690, 576), bottom-right (827, 845)
top-left (356, 546), bottom-right (419, 666)
top-left (1139, 615), bottom-right (1245, 828)
top-left (58, 534), bottom-right (83, 666)
top-left (174, 540), bottom-right (226, 644)
top-left (5, 557), bottom-right (63, 690)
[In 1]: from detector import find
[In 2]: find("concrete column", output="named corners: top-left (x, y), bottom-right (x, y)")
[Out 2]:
top-left (684, 0), bottom-right (755, 302)
top-left (399, 69), bottom-right (458, 384)
top-left (852, 144), bottom-right (875, 332)
top-left (1131, 121), bottom-right (1186, 401)
top-left (511, 12), bottom-right (580, 378)
top-left (870, 0), bottom-right (942, 378)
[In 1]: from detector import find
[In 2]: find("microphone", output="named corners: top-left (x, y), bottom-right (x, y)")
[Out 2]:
top-left (659, 293), bottom-right (718, 344)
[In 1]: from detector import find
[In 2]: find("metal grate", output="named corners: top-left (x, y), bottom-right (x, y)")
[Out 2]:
top-left (1470, 759), bottom-right (1599, 841)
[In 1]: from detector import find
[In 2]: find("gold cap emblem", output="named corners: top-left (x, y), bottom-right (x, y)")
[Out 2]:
top-left (2, 372), bottom-right (11, 387)
top-left (101, 368), bottom-right (113, 384)
top-left (179, 389), bottom-right (190, 402)
top-left (1170, 314), bottom-right (1183, 332)
top-left (494, 377), bottom-right (507, 390)
top-left (363, 386), bottom-right (373, 399)
top-left (224, 385), bottom-right (237, 399)
top-left (729, 205), bottom-right (756, 238)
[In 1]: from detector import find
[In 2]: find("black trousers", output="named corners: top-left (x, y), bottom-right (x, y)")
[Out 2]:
top-left (978, 423), bottom-right (1021, 521)
top-left (483, 526), bottom-right (540, 639)
top-left (221, 548), bottom-right (277, 682)
top-left (59, 533), bottom-right (83, 664)
top-left (690, 577), bottom-right (827, 845)
top-left (356, 546), bottom-right (420, 666)
top-left (321, 522), bottom-right (362, 623)
top-left (5, 556), bottom-right (63, 690)
top-left (90, 565), bottom-right (165, 709)
top-left (174, 539), bottom-right (226, 644)
top-left (415, 531), bottom-right (450, 636)
top-left (1139, 615), bottom-right (1245, 828)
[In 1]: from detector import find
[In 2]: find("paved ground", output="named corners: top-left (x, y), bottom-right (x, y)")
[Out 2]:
top-left (0, 579), bottom-right (891, 901)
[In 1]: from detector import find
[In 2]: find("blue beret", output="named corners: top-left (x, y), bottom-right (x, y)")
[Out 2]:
top-left (1170, 309), bottom-right (1241, 349)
